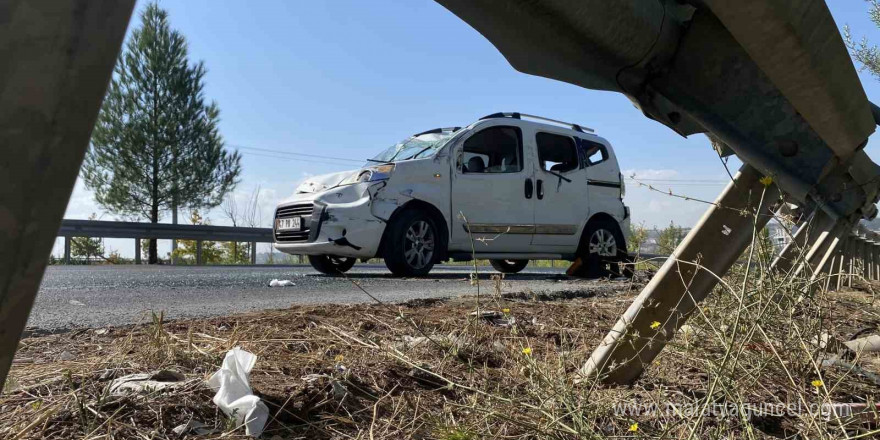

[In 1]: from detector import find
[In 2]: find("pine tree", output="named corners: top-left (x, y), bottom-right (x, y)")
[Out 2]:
top-left (82, 3), bottom-right (241, 264)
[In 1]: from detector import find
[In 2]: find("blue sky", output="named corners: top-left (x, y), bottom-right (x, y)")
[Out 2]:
top-left (60, 0), bottom-right (880, 258)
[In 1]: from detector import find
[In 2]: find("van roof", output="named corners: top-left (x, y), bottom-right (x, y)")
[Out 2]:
top-left (478, 112), bottom-right (595, 134)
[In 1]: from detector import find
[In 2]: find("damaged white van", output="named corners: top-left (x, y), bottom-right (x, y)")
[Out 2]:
top-left (274, 112), bottom-right (630, 277)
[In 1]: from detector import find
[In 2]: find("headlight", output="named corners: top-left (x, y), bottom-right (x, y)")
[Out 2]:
top-left (354, 164), bottom-right (395, 183)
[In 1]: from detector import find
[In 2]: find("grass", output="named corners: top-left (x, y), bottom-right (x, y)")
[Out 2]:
top-left (4, 238), bottom-right (880, 438)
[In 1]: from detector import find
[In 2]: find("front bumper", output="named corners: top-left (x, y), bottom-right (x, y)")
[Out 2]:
top-left (273, 193), bottom-right (387, 259)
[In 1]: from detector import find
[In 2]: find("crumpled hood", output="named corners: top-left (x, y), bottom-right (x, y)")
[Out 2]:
top-left (297, 169), bottom-right (357, 193)
top-left (278, 169), bottom-right (358, 205)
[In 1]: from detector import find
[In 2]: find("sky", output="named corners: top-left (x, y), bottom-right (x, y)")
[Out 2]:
top-left (58, 0), bottom-right (880, 258)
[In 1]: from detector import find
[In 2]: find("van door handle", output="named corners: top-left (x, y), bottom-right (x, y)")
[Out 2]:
top-left (524, 178), bottom-right (533, 199)
top-left (537, 179), bottom-right (544, 200)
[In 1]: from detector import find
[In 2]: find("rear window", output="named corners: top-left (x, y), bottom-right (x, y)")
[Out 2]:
top-left (577, 138), bottom-right (609, 166)
top-left (536, 132), bottom-right (579, 173)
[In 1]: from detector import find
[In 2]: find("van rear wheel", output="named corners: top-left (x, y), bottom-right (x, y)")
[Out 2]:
top-left (308, 255), bottom-right (356, 275)
top-left (489, 259), bottom-right (528, 274)
top-left (575, 218), bottom-right (627, 278)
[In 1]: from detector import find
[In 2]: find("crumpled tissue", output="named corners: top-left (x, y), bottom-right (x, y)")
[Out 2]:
top-left (268, 279), bottom-right (295, 287)
top-left (206, 347), bottom-right (269, 437)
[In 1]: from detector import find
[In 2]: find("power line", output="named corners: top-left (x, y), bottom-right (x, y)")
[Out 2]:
top-left (238, 151), bottom-right (360, 168)
top-left (232, 145), bottom-right (366, 164)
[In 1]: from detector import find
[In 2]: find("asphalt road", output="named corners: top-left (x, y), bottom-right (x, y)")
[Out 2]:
top-left (29, 264), bottom-right (615, 332)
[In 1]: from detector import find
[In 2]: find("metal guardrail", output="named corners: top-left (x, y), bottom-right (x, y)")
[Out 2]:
top-left (59, 219), bottom-right (273, 241)
top-left (57, 219), bottom-right (274, 265)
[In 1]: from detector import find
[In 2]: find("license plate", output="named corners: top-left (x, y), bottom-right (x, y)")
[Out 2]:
top-left (276, 217), bottom-right (302, 231)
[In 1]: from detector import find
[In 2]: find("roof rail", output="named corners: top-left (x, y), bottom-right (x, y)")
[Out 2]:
top-left (478, 112), bottom-right (594, 133)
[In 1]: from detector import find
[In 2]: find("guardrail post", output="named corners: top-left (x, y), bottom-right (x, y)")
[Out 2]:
top-left (0, 0), bottom-right (134, 394)
top-left (583, 165), bottom-right (779, 384)
top-left (847, 237), bottom-right (857, 287)
top-left (64, 237), bottom-right (71, 265)
top-left (829, 238), bottom-right (852, 291)
top-left (770, 215), bottom-right (814, 274)
top-left (196, 240), bottom-right (203, 266)
top-left (134, 239), bottom-right (141, 265)
top-left (874, 242), bottom-right (880, 281)
top-left (250, 242), bottom-right (257, 265)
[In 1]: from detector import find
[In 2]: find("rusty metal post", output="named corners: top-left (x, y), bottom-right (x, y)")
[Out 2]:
top-left (583, 165), bottom-right (779, 384)
top-left (0, 0), bottom-right (134, 393)
top-left (135, 239), bottom-right (141, 265)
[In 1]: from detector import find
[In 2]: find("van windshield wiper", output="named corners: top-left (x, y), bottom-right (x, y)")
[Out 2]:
top-left (366, 158), bottom-right (394, 164)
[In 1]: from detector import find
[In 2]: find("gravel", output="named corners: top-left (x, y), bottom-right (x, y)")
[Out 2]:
top-left (29, 264), bottom-right (607, 331)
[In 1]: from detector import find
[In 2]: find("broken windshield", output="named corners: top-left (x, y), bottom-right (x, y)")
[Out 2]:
top-left (370, 129), bottom-right (458, 163)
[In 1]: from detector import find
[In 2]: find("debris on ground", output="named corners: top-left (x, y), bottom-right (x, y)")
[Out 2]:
top-left (207, 347), bottom-right (268, 437)
top-left (267, 279), bottom-right (295, 287)
top-left (109, 370), bottom-right (187, 396)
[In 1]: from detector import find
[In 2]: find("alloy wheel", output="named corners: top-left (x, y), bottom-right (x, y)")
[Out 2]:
top-left (404, 220), bottom-right (435, 269)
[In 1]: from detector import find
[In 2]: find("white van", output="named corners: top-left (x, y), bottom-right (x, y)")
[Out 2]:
top-left (274, 112), bottom-right (630, 277)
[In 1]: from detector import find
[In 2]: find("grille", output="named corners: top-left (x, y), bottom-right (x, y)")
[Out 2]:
top-left (274, 203), bottom-right (314, 243)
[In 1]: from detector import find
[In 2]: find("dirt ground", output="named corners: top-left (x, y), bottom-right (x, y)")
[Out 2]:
top-left (3, 272), bottom-right (880, 439)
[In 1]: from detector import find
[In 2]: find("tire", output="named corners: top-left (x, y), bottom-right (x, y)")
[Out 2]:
top-left (489, 259), bottom-right (529, 274)
top-left (576, 218), bottom-right (628, 278)
top-left (383, 209), bottom-right (439, 277)
top-left (308, 255), bottom-right (356, 275)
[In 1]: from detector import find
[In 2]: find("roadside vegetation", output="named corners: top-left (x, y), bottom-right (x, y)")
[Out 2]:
top-left (5, 243), bottom-right (880, 438)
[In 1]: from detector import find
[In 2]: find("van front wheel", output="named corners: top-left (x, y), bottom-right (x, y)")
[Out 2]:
top-left (489, 259), bottom-right (528, 274)
top-left (308, 255), bottom-right (356, 275)
top-left (384, 210), bottom-right (438, 277)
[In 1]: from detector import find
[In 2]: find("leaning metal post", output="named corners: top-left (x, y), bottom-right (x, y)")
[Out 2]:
top-left (0, 0), bottom-right (134, 393)
top-left (771, 214), bottom-right (816, 274)
top-left (583, 165), bottom-right (780, 384)
top-left (792, 215), bottom-right (850, 281)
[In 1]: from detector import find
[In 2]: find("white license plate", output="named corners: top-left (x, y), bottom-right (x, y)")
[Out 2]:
top-left (276, 217), bottom-right (302, 231)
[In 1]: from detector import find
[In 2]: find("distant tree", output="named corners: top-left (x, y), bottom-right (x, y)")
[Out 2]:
top-left (220, 186), bottom-right (262, 264)
top-left (627, 222), bottom-right (649, 254)
top-left (82, 3), bottom-right (241, 264)
top-left (657, 221), bottom-right (686, 254)
top-left (173, 210), bottom-right (223, 264)
top-left (845, 1), bottom-right (880, 79)
top-left (71, 214), bottom-right (105, 263)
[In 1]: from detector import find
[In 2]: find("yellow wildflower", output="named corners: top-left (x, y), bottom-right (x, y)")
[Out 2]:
top-left (502, 308), bottom-right (510, 314)
top-left (811, 379), bottom-right (824, 388)
top-left (629, 422), bottom-right (639, 432)
top-left (759, 176), bottom-right (773, 186)
top-left (522, 347), bottom-right (532, 356)
top-left (334, 354), bottom-right (344, 362)
top-left (650, 321), bottom-right (661, 330)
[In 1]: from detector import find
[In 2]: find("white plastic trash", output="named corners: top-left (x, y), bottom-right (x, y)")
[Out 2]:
top-left (268, 279), bottom-right (295, 287)
top-left (206, 347), bottom-right (269, 437)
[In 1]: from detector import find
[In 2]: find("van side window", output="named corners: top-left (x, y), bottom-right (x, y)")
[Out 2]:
top-left (461, 126), bottom-right (523, 173)
top-left (578, 139), bottom-right (609, 166)
top-left (536, 132), bottom-right (579, 173)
